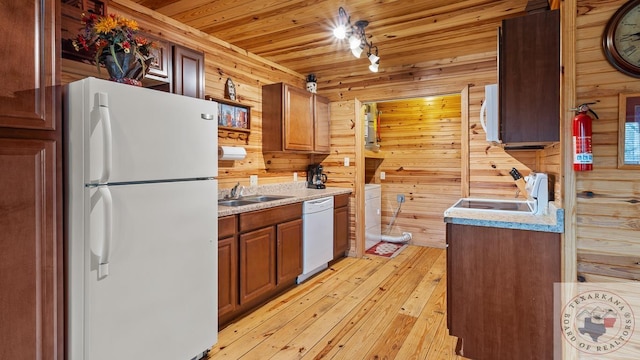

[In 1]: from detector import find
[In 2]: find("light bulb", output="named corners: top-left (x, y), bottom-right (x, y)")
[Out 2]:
top-left (333, 25), bottom-right (346, 40)
top-left (369, 62), bottom-right (379, 72)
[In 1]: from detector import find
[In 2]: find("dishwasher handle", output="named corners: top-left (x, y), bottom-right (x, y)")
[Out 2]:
top-left (303, 197), bottom-right (334, 213)
top-left (307, 197), bottom-right (333, 205)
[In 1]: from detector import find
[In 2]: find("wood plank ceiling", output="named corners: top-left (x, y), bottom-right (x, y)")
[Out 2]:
top-left (130, 0), bottom-right (532, 97)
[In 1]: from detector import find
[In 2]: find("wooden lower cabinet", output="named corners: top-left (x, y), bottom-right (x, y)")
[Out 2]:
top-left (446, 223), bottom-right (560, 360)
top-left (218, 215), bottom-right (237, 319)
top-left (240, 226), bottom-right (277, 304)
top-left (333, 194), bottom-right (350, 259)
top-left (277, 219), bottom-right (303, 284)
top-left (219, 203), bottom-right (303, 328)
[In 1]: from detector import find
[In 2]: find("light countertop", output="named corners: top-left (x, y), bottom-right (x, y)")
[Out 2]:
top-left (218, 182), bottom-right (352, 217)
top-left (443, 201), bottom-right (564, 233)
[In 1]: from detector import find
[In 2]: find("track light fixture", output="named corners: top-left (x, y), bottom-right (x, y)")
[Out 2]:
top-left (333, 7), bottom-right (380, 72)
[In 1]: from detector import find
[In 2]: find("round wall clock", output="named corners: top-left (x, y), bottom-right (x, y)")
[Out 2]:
top-left (603, 0), bottom-right (640, 78)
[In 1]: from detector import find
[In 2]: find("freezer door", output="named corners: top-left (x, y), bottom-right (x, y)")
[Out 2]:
top-left (67, 77), bottom-right (218, 184)
top-left (69, 180), bottom-right (217, 360)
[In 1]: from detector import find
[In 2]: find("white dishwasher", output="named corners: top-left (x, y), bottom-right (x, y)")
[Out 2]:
top-left (297, 196), bottom-right (334, 283)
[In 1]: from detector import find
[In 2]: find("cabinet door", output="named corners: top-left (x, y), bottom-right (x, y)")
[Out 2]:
top-left (333, 205), bottom-right (349, 258)
top-left (314, 95), bottom-right (331, 153)
top-left (0, 139), bottom-right (61, 360)
top-left (284, 85), bottom-right (314, 151)
top-left (218, 236), bottom-right (237, 319)
top-left (447, 224), bottom-right (560, 360)
top-left (500, 10), bottom-right (559, 144)
top-left (0, 0), bottom-right (58, 130)
top-left (276, 218), bottom-right (303, 284)
top-left (173, 45), bottom-right (205, 99)
top-left (239, 226), bottom-right (276, 304)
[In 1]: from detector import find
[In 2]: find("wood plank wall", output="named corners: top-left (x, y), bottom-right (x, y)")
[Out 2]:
top-left (60, 0), bottom-right (566, 256)
top-left (575, 0), bottom-right (640, 282)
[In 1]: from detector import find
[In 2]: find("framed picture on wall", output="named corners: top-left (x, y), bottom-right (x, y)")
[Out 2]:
top-left (205, 96), bottom-right (251, 132)
top-left (618, 93), bottom-right (640, 168)
top-left (220, 103), bottom-right (235, 127)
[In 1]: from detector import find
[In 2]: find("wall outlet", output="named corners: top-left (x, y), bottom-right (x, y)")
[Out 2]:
top-left (293, 172), bottom-right (298, 182)
top-left (380, 171), bottom-right (386, 180)
top-left (397, 194), bottom-right (405, 203)
top-left (250, 175), bottom-right (258, 186)
top-left (344, 157), bottom-right (350, 167)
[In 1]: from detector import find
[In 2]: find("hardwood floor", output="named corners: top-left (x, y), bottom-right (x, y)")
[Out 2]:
top-left (208, 245), bottom-right (465, 359)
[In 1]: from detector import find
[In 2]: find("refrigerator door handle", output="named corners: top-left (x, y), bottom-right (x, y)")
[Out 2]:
top-left (97, 92), bottom-right (113, 184)
top-left (97, 185), bottom-right (113, 278)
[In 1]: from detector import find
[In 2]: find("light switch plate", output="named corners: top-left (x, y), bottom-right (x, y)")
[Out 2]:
top-left (380, 171), bottom-right (386, 180)
top-left (250, 175), bottom-right (258, 186)
top-left (293, 172), bottom-right (298, 182)
top-left (344, 157), bottom-right (350, 167)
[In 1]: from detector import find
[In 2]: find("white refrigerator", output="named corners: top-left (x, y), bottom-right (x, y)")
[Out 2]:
top-left (65, 77), bottom-right (218, 360)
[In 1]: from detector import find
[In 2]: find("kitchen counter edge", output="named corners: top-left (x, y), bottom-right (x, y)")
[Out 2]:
top-left (443, 202), bottom-right (564, 233)
top-left (218, 187), bottom-right (352, 217)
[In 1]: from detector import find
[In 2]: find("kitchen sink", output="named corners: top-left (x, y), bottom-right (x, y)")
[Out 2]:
top-left (241, 195), bottom-right (293, 202)
top-left (218, 199), bottom-right (259, 207)
top-left (218, 195), bottom-right (294, 207)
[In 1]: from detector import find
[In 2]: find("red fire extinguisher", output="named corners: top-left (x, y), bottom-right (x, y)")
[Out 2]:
top-left (572, 103), bottom-right (598, 171)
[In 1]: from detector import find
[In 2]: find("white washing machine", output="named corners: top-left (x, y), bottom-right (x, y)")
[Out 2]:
top-left (365, 184), bottom-right (381, 250)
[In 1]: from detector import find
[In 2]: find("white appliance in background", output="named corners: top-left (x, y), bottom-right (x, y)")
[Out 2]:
top-left (365, 184), bottom-right (381, 250)
top-left (525, 172), bottom-right (549, 215)
top-left (479, 84), bottom-right (500, 144)
top-left (65, 77), bottom-right (218, 360)
top-left (449, 172), bottom-right (549, 216)
top-left (297, 197), bottom-right (334, 283)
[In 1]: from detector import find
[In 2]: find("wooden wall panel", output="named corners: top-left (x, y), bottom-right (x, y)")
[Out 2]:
top-left (323, 101), bottom-right (358, 254)
top-left (574, 0), bottom-right (640, 281)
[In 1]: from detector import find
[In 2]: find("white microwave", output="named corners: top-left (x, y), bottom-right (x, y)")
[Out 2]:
top-left (479, 84), bottom-right (500, 144)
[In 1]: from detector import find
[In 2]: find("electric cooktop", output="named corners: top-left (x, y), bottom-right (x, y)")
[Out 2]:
top-left (452, 198), bottom-right (534, 213)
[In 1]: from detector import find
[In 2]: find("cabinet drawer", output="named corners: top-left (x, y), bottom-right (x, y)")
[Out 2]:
top-left (334, 194), bottom-right (349, 208)
top-left (239, 203), bottom-right (302, 233)
top-left (219, 215), bottom-right (237, 239)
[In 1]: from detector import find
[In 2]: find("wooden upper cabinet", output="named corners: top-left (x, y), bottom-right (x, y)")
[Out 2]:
top-left (262, 83), bottom-right (330, 153)
top-left (0, 0), bottom-right (58, 130)
top-left (173, 45), bottom-right (205, 99)
top-left (499, 9), bottom-right (560, 146)
top-left (284, 85), bottom-right (314, 151)
top-left (314, 94), bottom-right (331, 154)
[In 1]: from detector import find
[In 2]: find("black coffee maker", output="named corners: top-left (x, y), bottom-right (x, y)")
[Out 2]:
top-left (307, 164), bottom-right (327, 189)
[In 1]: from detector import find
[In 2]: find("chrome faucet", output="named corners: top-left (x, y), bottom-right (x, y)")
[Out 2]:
top-left (230, 182), bottom-right (241, 199)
